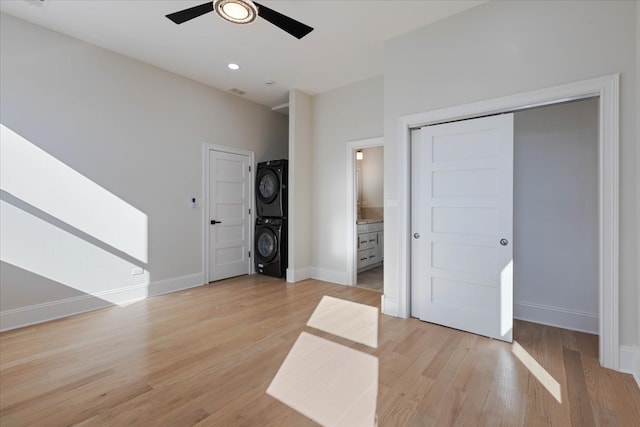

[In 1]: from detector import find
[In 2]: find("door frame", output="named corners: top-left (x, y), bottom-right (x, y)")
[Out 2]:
top-left (394, 74), bottom-right (619, 369)
top-left (202, 143), bottom-right (255, 283)
top-left (346, 137), bottom-right (384, 286)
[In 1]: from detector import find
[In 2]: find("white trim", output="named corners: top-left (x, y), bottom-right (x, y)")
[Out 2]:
top-left (346, 137), bottom-right (384, 286)
top-left (287, 267), bottom-right (347, 285)
top-left (202, 143), bottom-right (255, 284)
top-left (0, 295), bottom-right (110, 332)
top-left (514, 302), bottom-right (598, 334)
top-left (394, 74), bottom-right (619, 370)
top-left (635, 347), bottom-right (640, 388)
top-left (619, 345), bottom-right (640, 388)
top-left (380, 294), bottom-right (398, 316)
top-left (146, 272), bottom-right (205, 297)
top-left (0, 273), bottom-right (203, 332)
top-left (311, 267), bottom-right (347, 285)
top-left (286, 266), bottom-right (312, 283)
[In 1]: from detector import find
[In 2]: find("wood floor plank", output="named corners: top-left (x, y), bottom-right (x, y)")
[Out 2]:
top-left (1, 275), bottom-right (639, 426)
top-left (563, 346), bottom-right (597, 427)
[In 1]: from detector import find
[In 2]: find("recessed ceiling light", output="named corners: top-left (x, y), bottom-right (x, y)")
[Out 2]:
top-left (265, 80), bottom-right (275, 86)
top-left (228, 63), bottom-right (240, 70)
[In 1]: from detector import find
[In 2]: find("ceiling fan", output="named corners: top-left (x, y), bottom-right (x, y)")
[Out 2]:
top-left (166, 0), bottom-right (314, 40)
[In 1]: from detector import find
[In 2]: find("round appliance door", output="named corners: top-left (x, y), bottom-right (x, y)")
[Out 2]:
top-left (256, 228), bottom-right (278, 263)
top-left (257, 169), bottom-right (279, 204)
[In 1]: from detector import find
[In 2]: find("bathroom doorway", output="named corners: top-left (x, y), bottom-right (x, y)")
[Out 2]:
top-left (346, 139), bottom-right (384, 292)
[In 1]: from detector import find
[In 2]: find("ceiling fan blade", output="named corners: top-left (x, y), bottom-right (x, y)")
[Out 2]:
top-left (255, 2), bottom-right (313, 39)
top-left (166, 2), bottom-right (214, 24)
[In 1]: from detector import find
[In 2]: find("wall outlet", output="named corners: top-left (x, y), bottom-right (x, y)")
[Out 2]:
top-left (131, 267), bottom-right (144, 275)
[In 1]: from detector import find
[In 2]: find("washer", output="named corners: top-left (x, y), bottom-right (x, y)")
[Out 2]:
top-left (255, 217), bottom-right (287, 278)
top-left (256, 159), bottom-right (287, 218)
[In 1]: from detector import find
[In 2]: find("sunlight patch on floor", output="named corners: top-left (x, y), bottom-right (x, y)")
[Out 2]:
top-left (267, 332), bottom-right (378, 427)
top-left (512, 340), bottom-right (562, 403)
top-left (306, 295), bottom-right (378, 348)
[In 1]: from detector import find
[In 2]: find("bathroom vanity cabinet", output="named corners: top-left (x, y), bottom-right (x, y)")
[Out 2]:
top-left (356, 221), bottom-right (383, 272)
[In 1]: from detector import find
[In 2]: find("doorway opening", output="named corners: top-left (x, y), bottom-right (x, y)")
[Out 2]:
top-left (409, 98), bottom-right (599, 344)
top-left (395, 74), bottom-right (619, 369)
top-left (356, 146), bottom-right (384, 291)
top-left (346, 137), bottom-right (384, 291)
top-left (512, 98), bottom-right (599, 334)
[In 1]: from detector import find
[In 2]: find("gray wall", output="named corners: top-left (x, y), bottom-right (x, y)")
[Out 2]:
top-left (360, 146), bottom-right (384, 217)
top-left (310, 77), bottom-right (383, 280)
top-left (0, 13), bottom-right (287, 327)
top-left (513, 99), bottom-right (598, 333)
top-left (384, 0), bottom-right (637, 346)
top-left (288, 89), bottom-right (313, 281)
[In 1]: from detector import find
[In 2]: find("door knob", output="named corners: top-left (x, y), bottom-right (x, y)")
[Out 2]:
top-left (211, 220), bottom-right (222, 225)
top-left (413, 233), bottom-right (420, 239)
top-left (500, 238), bottom-right (508, 246)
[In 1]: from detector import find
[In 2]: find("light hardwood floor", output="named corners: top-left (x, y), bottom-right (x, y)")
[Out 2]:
top-left (1, 275), bottom-right (639, 426)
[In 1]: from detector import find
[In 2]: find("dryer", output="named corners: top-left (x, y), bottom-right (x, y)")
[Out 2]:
top-left (255, 217), bottom-right (287, 278)
top-left (256, 159), bottom-right (287, 218)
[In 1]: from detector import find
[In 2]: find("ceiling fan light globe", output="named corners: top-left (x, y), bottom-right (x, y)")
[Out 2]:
top-left (223, 3), bottom-right (249, 20)
top-left (214, 0), bottom-right (258, 24)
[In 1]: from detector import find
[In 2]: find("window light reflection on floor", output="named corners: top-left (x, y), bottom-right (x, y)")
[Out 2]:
top-left (267, 332), bottom-right (378, 427)
top-left (512, 341), bottom-right (562, 403)
top-left (306, 295), bottom-right (379, 348)
top-left (268, 295), bottom-right (380, 426)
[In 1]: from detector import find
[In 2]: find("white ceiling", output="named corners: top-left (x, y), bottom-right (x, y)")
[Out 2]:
top-left (0, 0), bottom-right (485, 109)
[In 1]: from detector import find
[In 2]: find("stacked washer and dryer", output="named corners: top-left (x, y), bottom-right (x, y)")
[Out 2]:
top-left (254, 159), bottom-right (288, 278)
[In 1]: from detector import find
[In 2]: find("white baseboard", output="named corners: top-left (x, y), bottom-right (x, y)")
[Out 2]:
top-left (514, 301), bottom-right (598, 334)
top-left (286, 267), bottom-right (312, 283)
top-left (636, 346), bottom-right (640, 388)
top-left (310, 267), bottom-right (346, 285)
top-left (619, 345), bottom-right (640, 388)
top-left (381, 294), bottom-right (399, 317)
top-left (146, 273), bottom-right (204, 298)
top-left (0, 294), bottom-right (111, 333)
top-left (0, 273), bottom-right (203, 332)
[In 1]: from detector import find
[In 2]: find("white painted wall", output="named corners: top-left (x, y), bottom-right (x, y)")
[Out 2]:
top-left (513, 99), bottom-right (598, 333)
top-left (360, 146), bottom-right (384, 217)
top-left (310, 77), bottom-right (383, 282)
top-left (0, 13), bottom-right (287, 329)
top-left (287, 89), bottom-right (313, 282)
top-left (384, 0), bottom-right (637, 346)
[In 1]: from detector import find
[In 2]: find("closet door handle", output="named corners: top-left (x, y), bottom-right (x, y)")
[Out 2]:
top-left (211, 220), bottom-right (222, 225)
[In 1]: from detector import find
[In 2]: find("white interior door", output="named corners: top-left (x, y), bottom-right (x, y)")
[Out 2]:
top-left (411, 114), bottom-right (514, 342)
top-left (209, 150), bottom-right (251, 282)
